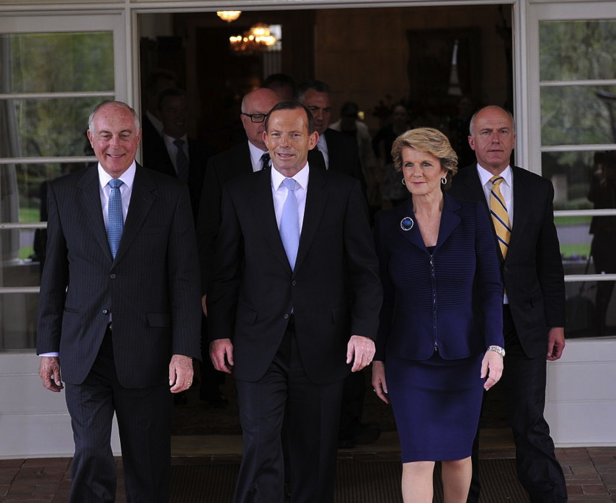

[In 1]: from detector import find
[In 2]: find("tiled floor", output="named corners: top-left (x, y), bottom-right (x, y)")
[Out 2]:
top-left (1, 430), bottom-right (615, 502)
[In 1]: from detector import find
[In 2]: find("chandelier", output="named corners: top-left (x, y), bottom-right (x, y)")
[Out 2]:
top-left (217, 11), bottom-right (242, 23)
top-left (230, 24), bottom-right (278, 55)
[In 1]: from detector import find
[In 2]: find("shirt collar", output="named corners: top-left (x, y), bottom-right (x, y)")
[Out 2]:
top-left (271, 163), bottom-right (310, 191)
top-left (477, 163), bottom-right (512, 188)
top-left (248, 141), bottom-right (269, 170)
top-left (98, 161), bottom-right (137, 191)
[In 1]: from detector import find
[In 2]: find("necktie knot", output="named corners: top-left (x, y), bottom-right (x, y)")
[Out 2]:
top-left (490, 175), bottom-right (504, 187)
top-left (109, 178), bottom-right (124, 189)
top-left (260, 152), bottom-right (270, 171)
top-left (173, 138), bottom-right (189, 183)
top-left (282, 177), bottom-right (298, 192)
top-left (174, 138), bottom-right (184, 149)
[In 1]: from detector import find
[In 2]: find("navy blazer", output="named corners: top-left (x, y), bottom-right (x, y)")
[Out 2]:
top-left (374, 194), bottom-right (504, 361)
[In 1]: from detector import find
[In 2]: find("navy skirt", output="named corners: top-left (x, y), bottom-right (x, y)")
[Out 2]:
top-left (386, 352), bottom-right (484, 463)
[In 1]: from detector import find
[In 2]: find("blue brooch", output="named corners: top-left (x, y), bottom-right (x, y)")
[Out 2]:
top-left (400, 217), bottom-right (414, 231)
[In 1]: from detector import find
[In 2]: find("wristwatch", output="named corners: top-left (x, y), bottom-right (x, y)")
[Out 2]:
top-left (488, 345), bottom-right (506, 357)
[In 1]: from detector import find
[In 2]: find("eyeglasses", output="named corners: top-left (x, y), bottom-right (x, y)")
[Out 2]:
top-left (241, 113), bottom-right (266, 123)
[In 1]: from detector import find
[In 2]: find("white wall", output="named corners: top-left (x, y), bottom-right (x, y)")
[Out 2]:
top-left (0, 353), bottom-right (120, 459)
top-left (545, 337), bottom-right (616, 447)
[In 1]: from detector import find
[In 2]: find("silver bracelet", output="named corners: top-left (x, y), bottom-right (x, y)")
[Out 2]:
top-left (488, 345), bottom-right (506, 357)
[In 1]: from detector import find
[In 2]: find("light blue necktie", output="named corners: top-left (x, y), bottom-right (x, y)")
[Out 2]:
top-left (280, 178), bottom-right (300, 270)
top-left (174, 138), bottom-right (190, 184)
top-left (107, 178), bottom-right (124, 258)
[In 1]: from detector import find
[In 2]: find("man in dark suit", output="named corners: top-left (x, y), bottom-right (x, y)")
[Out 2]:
top-left (449, 105), bottom-right (567, 503)
top-left (207, 101), bottom-right (382, 503)
top-left (144, 88), bottom-right (217, 220)
top-left (37, 101), bottom-right (202, 502)
top-left (297, 80), bottom-right (365, 185)
top-left (197, 87), bottom-right (282, 309)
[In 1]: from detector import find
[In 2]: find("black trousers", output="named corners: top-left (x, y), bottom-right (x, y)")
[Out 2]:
top-left (234, 319), bottom-right (344, 503)
top-left (468, 306), bottom-right (567, 503)
top-left (65, 326), bottom-right (173, 503)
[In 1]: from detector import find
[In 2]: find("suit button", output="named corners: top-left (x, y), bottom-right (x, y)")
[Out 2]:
top-left (102, 309), bottom-right (109, 315)
top-left (292, 281), bottom-right (297, 286)
top-left (284, 314), bottom-right (289, 320)
top-left (110, 274), bottom-right (117, 279)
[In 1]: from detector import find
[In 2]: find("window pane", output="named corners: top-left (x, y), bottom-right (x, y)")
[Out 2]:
top-left (542, 151), bottom-right (604, 209)
top-left (566, 280), bottom-right (616, 339)
top-left (556, 215), bottom-right (592, 263)
top-left (0, 97), bottom-right (105, 158)
top-left (0, 32), bottom-right (114, 93)
top-left (1, 228), bottom-right (45, 281)
top-left (540, 20), bottom-right (616, 82)
top-left (540, 86), bottom-right (616, 146)
top-left (0, 293), bottom-right (38, 351)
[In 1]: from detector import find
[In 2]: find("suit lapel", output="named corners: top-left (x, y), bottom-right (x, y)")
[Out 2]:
top-left (77, 166), bottom-right (112, 260)
top-left (113, 165), bottom-right (157, 264)
top-left (294, 167), bottom-right (328, 272)
top-left (394, 200), bottom-right (426, 251)
top-left (435, 195), bottom-right (461, 250)
top-left (509, 166), bottom-right (530, 254)
top-left (250, 169), bottom-right (292, 271)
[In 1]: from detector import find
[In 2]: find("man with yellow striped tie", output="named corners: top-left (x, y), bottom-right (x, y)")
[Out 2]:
top-left (449, 106), bottom-right (567, 503)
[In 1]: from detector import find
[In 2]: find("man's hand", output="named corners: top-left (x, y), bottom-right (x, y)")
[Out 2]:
top-left (201, 295), bottom-right (208, 316)
top-left (547, 327), bottom-right (565, 361)
top-left (481, 350), bottom-right (504, 391)
top-left (169, 355), bottom-right (194, 393)
top-left (371, 360), bottom-right (389, 404)
top-left (346, 335), bottom-right (375, 372)
top-left (209, 339), bottom-right (234, 374)
top-left (39, 356), bottom-right (64, 392)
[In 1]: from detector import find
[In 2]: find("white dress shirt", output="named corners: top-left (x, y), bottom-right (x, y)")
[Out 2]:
top-left (316, 134), bottom-right (329, 169)
top-left (271, 164), bottom-right (309, 234)
top-left (162, 133), bottom-right (189, 176)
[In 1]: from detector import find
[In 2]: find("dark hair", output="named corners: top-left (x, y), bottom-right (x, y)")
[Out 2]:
top-left (340, 101), bottom-right (359, 118)
top-left (158, 88), bottom-right (187, 111)
top-left (296, 80), bottom-right (332, 102)
top-left (264, 101), bottom-right (315, 135)
top-left (263, 73), bottom-right (295, 91)
top-left (144, 69), bottom-right (177, 94)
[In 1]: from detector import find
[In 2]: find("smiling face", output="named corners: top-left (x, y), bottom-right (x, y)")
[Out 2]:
top-left (88, 103), bottom-right (141, 178)
top-left (468, 106), bottom-right (516, 175)
top-left (160, 94), bottom-right (188, 139)
top-left (263, 107), bottom-right (318, 177)
top-left (401, 147), bottom-right (448, 198)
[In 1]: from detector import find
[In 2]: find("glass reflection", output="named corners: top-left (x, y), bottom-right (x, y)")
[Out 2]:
top-left (540, 20), bottom-right (616, 82)
top-left (542, 151), bottom-right (598, 209)
top-left (0, 98), bottom-right (103, 158)
top-left (0, 293), bottom-right (38, 351)
top-left (540, 86), bottom-right (616, 146)
top-left (0, 32), bottom-right (113, 94)
top-left (1, 228), bottom-right (47, 283)
top-left (566, 280), bottom-right (616, 339)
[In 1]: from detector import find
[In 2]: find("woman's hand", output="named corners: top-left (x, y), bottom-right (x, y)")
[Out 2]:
top-left (481, 349), bottom-right (504, 390)
top-left (371, 360), bottom-right (390, 404)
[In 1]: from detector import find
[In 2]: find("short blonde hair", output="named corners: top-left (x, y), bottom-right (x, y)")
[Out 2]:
top-left (391, 127), bottom-right (458, 190)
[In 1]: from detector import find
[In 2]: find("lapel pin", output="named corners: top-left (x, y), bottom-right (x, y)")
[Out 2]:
top-left (400, 217), bottom-right (414, 231)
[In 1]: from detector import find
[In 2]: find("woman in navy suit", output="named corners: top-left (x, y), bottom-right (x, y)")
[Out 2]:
top-left (371, 128), bottom-right (504, 502)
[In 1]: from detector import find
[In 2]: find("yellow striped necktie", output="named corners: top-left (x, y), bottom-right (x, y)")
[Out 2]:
top-left (489, 175), bottom-right (511, 258)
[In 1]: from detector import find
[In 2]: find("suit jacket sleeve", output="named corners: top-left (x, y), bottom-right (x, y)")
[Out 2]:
top-left (36, 181), bottom-right (69, 354)
top-left (342, 179), bottom-right (382, 339)
top-left (373, 211), bottom-right (394, 361)
top-left (536, 181), bottom-right (566, 328)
